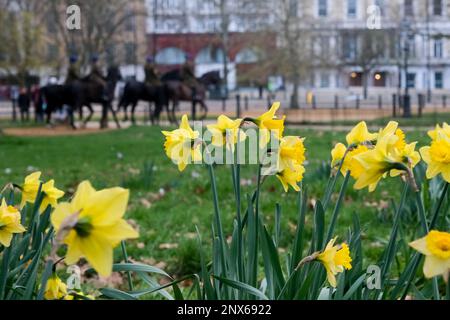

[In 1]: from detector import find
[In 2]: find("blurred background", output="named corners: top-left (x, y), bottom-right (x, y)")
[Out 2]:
top-left (0, 0), bottom-right (449, 122)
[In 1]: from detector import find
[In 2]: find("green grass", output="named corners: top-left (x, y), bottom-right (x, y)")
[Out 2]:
top-left (0, 124), bottom-right (433, 277)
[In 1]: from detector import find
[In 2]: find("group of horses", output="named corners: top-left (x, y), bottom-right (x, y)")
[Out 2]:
top-left (38, 67), bottom-right (221, 129)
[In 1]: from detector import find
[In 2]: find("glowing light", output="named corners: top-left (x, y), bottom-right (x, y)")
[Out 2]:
top-left (374, 73), bottom-right (382, 81)
top-left (351, 72), bottom-right (357, 78)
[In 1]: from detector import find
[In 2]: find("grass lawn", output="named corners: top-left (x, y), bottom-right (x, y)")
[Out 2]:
top-left (0, 124), bottom-right (434, 277)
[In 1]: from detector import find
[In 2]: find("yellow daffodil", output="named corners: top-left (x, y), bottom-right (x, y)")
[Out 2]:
top-left (276, 165), bottom-right (305, 192)
top-left (428, 122), bottom-right (450, 140)
top-left (317, 238), bottom-right (352, 288)
top-left (409, 230), bottom-right (450, 280)
top-left (64, 290), bottom-right (95, 300)
top-left (353, 122), bottom-right (420, 192)
top-left (345, 121), bottom-right (377, 146)
top-left (0, 199), bottom-right (26, 247)
top-left (162, 115), bottom-right (202, 172)
top-left (19, 171), bottom-right (64, 212)
top-left (255, 102), bottom-right (285, 147)
top-left (420, 134), bottom-right (450, 182)
top-left (207, 115), bottom-right (246, 149)
top-left (331, 143), bottom-right (368, 179)
top-left (51, 181), bottom-right (139, 277)
top-left (44, 274), bottom-right (68, 300)
top-left (277, 136), bottom-right (306, 172)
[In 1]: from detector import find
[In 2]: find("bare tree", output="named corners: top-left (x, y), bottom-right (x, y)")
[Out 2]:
top-left (345, 29), bottom-right (385, 99)
top-left (46, 0), bottom-right (146, 71)
top-left (0, 0), bottom-right (47, 86)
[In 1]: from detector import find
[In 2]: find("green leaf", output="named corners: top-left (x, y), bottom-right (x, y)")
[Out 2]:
top-left (112, 263), bottom-right (171, 279)
top-left (213, 275), bottom-right (268, 300)
top-left (100, 288), bottom-right (138, 300)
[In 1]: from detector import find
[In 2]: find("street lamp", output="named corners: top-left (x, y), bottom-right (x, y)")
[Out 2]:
top-left (401, 19), bottom-right (412, 118)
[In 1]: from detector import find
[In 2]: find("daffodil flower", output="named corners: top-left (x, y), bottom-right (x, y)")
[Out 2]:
top-left (162, 115), bottom-right (202, 172)
top-left (207, 115), bottom-right (246, 149)
top-left (276, 164), bottom-right (305, 192)
top-left (409, 230), bottom-right (450, 281)
top-left (254, 102), bottom-right (285, 147)
top-left (345, 121), bottom-right (377, 146)
top-left (317, 238), bottom-right (352, 288)
top-left (420, 133), bottom-right (450, 183)
top-left (427, 122), bottom-right (450, 140)
top-left (0, 199), bottom-right (26, 247)
top-left (44, 274), bottom-right (68, 300)
top-left (272, 136), bottom-right (306, 192)
top-left (331, 142), bottom-right (368, 178)
top-left (19, 171), bottom-right (64, 213)
top-left (51, 181), bottom-right (139, 277)
top-left (353, 122), bottom-right (420, 192)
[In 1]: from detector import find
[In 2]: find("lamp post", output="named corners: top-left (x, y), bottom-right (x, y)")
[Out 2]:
top-left (401, 19), bottom-right (412, 118)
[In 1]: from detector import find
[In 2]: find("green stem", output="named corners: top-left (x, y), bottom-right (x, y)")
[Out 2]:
top-left (208, 163), bottom-right (227, 277)
top-left (430, 182), bottom-right (449, 229)
top-left (415, 192), bottom-right (429, 234)
top-left (323, 148), bottom-right (350, 211)
top-left (325, 171), bottom-right (350, 244)
top-left (121, 241), bottom-right (134, 291)
top-left (446, 275), bottom-right (450, 300)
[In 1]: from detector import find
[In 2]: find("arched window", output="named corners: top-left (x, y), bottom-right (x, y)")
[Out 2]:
top-left (195, 46), bottom-right (226, 64)
top-left (235, 48), bottom-right (261, 64)
top-left (155, 47), bottom-right (186, 65)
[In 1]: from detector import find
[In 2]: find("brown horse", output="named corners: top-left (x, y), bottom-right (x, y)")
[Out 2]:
top-left (160, 70), bottom-right (221, 122)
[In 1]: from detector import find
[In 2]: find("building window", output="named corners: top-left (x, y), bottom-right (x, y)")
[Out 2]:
top-left (343, 34), bottom-right (357, 60)
top-left (235, 48), bottom-right (260, 64)
top-left (124, 43), bottom-right (136, 65)
top-left (375, 0), bottom-right (385, 16)
top-left (406, 73), bottom-right (416, 88)
top-left (404, 0), bottom-right (414, 17)
top-left (289, 0), bottom-right (298, 17)
top-left (320, 73), bottom-right (330, 88)
top-left (155, 47), bottom-right (186, 65)
top-left (433, 0), bottom-right (443, 16)
top-left (347, 0), bottom-right (357, 18)
top-left (319, 36), bottom-right (330, 57)
top-left (434, 38), bottom-right (443, 58)
top-left (318, 0), bottom-right (328, 17)
top-left (408, 35), bottom-right (416, 58)
top-left (435, 72), bottom-right (443, 88)
top-left (195, 46), bottom-right (226, 64)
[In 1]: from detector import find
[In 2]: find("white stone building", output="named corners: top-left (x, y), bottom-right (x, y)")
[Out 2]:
top-left (145, 0), bottom-right (450, 91)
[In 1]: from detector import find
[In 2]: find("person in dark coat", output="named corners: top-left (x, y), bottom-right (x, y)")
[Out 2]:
top-left (65, 54), bottom-right (80, 84)
top-left (18, 87), bottom-right (30, 122)
top-left (180, 53), bottom-right (199, 99)
top-left (144, 55), bottom-right (161, 86)
top-left (89, 54), bottom-right (108, 99)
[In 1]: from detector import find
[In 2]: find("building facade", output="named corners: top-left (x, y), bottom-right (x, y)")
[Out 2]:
top-left (146, 0), bottom-right (450, 91)
top-left (145, 0), bottom-right (275, 89)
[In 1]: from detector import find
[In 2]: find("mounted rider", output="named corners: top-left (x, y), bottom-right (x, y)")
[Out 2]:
top-left (144, 55), bottom-right (161, 86)
top-left (65, 54), bottom-right (80, 84)
top-left (180, 53), bottom-right (199, 100)
top-left (88, 54), bottom-right (108, 100)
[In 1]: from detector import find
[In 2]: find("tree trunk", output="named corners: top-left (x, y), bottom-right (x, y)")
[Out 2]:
top-left (363, 71), bottom-right (369, 100)
top-left (290, 73), bottom-right (300, 109)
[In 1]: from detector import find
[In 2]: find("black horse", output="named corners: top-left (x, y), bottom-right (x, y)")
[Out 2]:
top-left (37, 66), bottom-right (122, 129)
top-left (37, 84), bottom-right (77, 128)
top-left (116, 80), bottom-right (168, 125)
top-left (161, 70), bottom-right (221, 121)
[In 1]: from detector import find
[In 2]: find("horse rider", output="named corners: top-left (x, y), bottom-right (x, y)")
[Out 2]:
top-left (144, 55), bottom-right (161, 86)
top-left (65, 54), bottom-right (80, 84)
top-left (180, 53), bottom-right (199, 100)
top-left (88, 54), bottom-right (108, 99)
